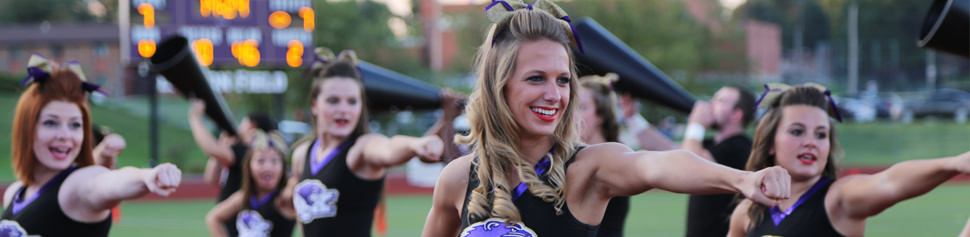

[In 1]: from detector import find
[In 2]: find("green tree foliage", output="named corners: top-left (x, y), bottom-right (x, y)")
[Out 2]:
top-left (734, 0), bottom-right (830, 50)
top-left (0, 0), bottom-right (98, 23)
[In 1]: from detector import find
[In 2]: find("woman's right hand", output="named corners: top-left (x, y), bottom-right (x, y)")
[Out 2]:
top-left (412, 136), bottom-right (444, 163)
top-left (741, 166), bottom-right (791, 207)
top-left (188, 98), bottom-right (206, 119)
top-left (144, 163), bottom-right (182, 196)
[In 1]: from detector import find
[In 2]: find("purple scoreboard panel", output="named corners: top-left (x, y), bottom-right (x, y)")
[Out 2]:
top-left (130, 0), bottom-right (314, 68)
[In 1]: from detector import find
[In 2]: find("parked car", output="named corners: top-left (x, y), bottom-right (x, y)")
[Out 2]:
top-left (835, 96), bottom-right (876, 122)
top-left (876, 93), bottom-right (904, 120)
top-left (900, 89), bottom-right (970, 124)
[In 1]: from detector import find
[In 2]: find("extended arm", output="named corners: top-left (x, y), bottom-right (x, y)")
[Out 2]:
top-left (830, 151), bottom-right (970, 219)
top-left (71, 163), bottom-right (181, 212)
top-left (358, 134), bottom-right (443, 168)
top-left (585, 143), bottom-right (789, 205)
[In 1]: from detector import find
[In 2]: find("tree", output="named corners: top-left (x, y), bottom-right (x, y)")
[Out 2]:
top-left (0, 0), bottom-right (99, 23)
top-left (734, 0), bottom-right (830, 51)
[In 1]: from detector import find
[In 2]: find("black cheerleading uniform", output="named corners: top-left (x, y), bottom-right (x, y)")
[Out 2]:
top-left (686, 134), bottom-right (752, 237)
top-left (746, 178), bottom-right (844, 237)
top-left (598, 196), bottom-right (630, 237)
top-left (222, 142), bottom-right (249, 236)
top-left (235, 191), bottom-right (296, 237)
top-left (459, 148), bottom-right (599, 237)
top-left (293, 137), bottom-right (385, 236)
top-left (1, 166), bottom-right (111, 237)
top-left (221, 142), bottom-right (248, 201)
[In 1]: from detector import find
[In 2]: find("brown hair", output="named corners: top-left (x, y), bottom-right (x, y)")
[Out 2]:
top-left (579, 73), bottom-right (620, 143)
top-left (297, 51), bottom-right (370, 147)
top-left (744, 85), bottom-right (843, 228)
top-left (11, 70), bottom-right (95, 185)
top-left (458, 8), bottom-right (581, 222)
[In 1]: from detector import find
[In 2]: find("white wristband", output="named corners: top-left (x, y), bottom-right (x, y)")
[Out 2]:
top-left (684, 123), bottom-right (705, 141)
top-left (625, 114), bottom-right (650, 134)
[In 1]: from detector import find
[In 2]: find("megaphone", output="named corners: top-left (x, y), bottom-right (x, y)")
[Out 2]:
top-left (918, 0), bottom-right (969, 58)
top-left (572, 18), bottom-right (697, 113)
top-left (358, 61), bottom-right (442, 111)
top-left (151, 35), bottom-right (238, 135)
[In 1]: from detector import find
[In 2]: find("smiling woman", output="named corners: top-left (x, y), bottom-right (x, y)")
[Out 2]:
top-left (420, 1), bottom-right (793, 237)
top-left (4, 55), bottom-right (182, 237)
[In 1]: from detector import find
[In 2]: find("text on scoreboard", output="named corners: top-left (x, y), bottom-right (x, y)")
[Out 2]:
top-left (130, 0), bottom-right (313, 68)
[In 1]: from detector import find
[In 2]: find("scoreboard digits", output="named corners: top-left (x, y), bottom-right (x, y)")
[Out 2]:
top-left (129, 0), bottom-right (313, 68)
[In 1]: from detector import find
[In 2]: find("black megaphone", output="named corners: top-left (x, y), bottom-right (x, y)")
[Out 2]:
top-left (918, 0), bottom-right (969, 58)
top-left (358, 61), bottom-right (442, 111)
top-left (151, 35), bottom-right (238, 135)
top-left (572, 18), bottom-right (697, 114)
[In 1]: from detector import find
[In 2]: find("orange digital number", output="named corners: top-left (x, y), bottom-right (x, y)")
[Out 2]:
top-left (138, 3), bottom-right (155, 28)
top-left (231, 39), bottom-right (260, 67)
top-left (299, 7), bottom-right (314, 32)
top-left (269, 11), bottom-right (291, 29)
top-left (138, 39), bottom-right (156, 58)
top-left (200, 0), bottom-right (250, 19)
top-left (286, 40), bottom-right (304, 67)
top-left (193, 39), bottom-right (214, 66)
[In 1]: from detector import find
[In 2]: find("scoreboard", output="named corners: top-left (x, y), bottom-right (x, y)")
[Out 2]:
top-left (129, 0), bottom-right (313, 68)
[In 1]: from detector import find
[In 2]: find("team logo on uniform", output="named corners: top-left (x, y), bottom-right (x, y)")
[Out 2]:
top-left (236, 210), bottom-right (273, 237)
top-left (0, 220), bottom-right (36, 237)
top-left (293, 179), bottom-right (340, 224)
top-left (460, 218), bottom-right (537, 237)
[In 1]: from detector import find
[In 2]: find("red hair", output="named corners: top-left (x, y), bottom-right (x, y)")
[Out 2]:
top-left (11, 70), bottom-right (95, 185)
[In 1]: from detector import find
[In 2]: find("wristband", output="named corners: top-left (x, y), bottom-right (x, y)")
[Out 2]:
top-left (684, 123), bottom-right (705, 141)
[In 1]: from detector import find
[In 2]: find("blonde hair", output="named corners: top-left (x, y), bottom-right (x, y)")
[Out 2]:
top-left (457, 7), bottom-right (582, 222)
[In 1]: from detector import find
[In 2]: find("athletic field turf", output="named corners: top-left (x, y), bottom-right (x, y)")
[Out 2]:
top-left (103, 184), bottom-right (970, 236)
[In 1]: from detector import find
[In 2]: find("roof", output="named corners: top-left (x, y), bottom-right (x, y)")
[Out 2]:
top-left (0, 24), bottom-right (119, 43)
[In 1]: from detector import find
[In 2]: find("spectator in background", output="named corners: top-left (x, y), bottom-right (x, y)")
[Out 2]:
top-left (683, 85), bottom-right (757, 237)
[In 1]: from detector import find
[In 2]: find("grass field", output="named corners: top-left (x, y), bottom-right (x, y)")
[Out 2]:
top-left (104, 184), bottom-right (970, 236)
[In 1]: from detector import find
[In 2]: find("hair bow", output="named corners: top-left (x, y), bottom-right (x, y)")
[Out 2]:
top-left (250, 129), bottom-right (289, 155)
top-left (485, 0), bottom-right (584, 53)
top-left (580, 72), bottom-right (619, 90)
top-left (755, 82), bottom-right (842, 122)
top-left (21, 54), bottom-right (107, 95)
top-left (304, 47), bottom-right (361, 79)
